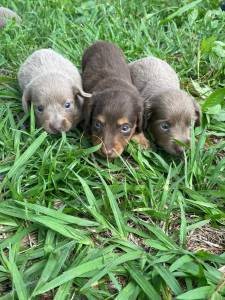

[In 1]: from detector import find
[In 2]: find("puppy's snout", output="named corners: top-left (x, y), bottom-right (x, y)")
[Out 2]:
top-left (48, 118), bottom-right (69, 134)
top-left (101, 146), bottom-right (114, 157)
top-left (174, 144), bottom-right (184, 154)
top-left (104, 148), bottom-right (113, 156)
top-left (173, 137), bottom-right (190, 154)
top-left (49, 122), bottom-right (61, 134)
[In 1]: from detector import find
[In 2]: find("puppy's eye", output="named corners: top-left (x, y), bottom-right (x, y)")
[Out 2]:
top-left (94, 120), bottom-right (103, 129)
top-left (121, 124), bottom-right (131, 134)
top-left (36, 105), bottom-right (44, 113)
top-left (160, 122), bottom-right (170, 131)
top-left (64, 101), bottom-right (71, 109)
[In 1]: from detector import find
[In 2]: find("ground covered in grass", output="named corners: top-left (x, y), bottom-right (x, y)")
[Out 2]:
top-left (0, 0), bottom-right (225, 299)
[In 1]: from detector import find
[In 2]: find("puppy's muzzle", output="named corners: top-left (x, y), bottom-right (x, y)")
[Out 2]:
top-left (173, 137), bottom-right (190, 155)
top-left (48, 118), bottom-right (71, 134)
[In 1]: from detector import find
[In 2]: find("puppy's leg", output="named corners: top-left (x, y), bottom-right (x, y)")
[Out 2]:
top-left (132, 132), bottom-right (150, 149)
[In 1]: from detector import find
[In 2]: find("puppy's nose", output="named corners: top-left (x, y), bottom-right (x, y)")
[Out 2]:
top-left (49, 123), bottom-right (60, 134)
top-left (61, 118), bottom-right (68, 129)
top-left (174, 145), bottom-right (184, 154)
top-left (104, 148), bottom-right (113, 156)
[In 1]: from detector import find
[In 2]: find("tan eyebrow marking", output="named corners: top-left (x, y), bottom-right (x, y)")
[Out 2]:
top-left (117, 117), bottom-right (129, 126)
top-left (96, 115), bottom-right (106, 123)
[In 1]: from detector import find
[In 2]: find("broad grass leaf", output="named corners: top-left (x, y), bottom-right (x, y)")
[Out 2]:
top-left (176, 286), bottom-right (214, 299)
top-left (169, 255), bottom-right (193, 272)
top-left (53, 281), bottom-right (73, 300)
top-left (32, 216), bottom-right (93, 245)
top-left (154, 265), bottom-right (182, 295)
top-left (75, 173), bottom-right (98, 209)
top-left (81, 251), bottom-right (143, 291)
top-left (16, 201), bottom-right (98, 227)
top-left (32, 253), bottom-right (58, 296)
top-left (33, 253), bottom-right (115, 295)
top-left (126, 263), bottom-right (161, 300)
top-left (115, 281), bottom-right (140, 300)
top-left (5, 131), bottom-right (47, 179)
top-left (8, 249), bottom-right (29, 300)
top-left (202, 88), bottom-right (225, 111)
top-left (97, 171), bottom-right (126, 237)
top-left (138, 221), bottom-right (178, 250)
top-left (0, 204), bottom-right (93, 244)
top-left (201, 36), bottom-right (216, 54)
top-left (75, 174), bottom-right (117, 232)
top-left (160, 0), bottom-right (202, 24)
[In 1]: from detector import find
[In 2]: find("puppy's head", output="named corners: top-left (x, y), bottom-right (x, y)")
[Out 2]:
top-left (85, 88), bottom-right (143, 159)
top-left (22, 73), bottom-right (91, 134)
top-left (146, 89), bottom-right (201, 155)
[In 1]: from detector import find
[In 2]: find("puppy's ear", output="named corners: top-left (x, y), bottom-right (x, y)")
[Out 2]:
top-left (73, 85), bottom-right (92, 99)
top-left (78, 89), bottom-right (92, 98)
top-left (136, 106), bottom-right (143, 133)
top-left (22, 87), bottom-right (31, 112)
top-left (193, 100), bottom-right (201, 127)
top-left (83, 97), bottom-right (94, 133)
top-left (143, 100), bottom-right (152, 130)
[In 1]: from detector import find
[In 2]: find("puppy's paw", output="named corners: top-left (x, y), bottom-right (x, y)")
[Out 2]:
top-left (132, 132), bottom-right (150, 149)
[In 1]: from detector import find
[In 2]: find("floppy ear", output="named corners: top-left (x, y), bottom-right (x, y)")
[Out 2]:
top-left (73, 86), bottom-right (92, 109)
top-left (22, 87), bottom-right (31, 112)
top-left (193, 100), bottom-right (201, 127)
top-left (74, 86), bottom-right (92, 99)
top-left (136, 105), bottom-right (143, 133)
top-left (83, 97), bottom-right (94, 133)
top-left (143, 99), bottom-right (152, 130)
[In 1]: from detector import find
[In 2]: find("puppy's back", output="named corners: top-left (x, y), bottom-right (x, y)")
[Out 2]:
top-left (82, 41), bottom-right (131, 92)
top-left (18, 49), bottom-right (81, 90)
top-left (0, 7), bottom-right (21, 27)
top-left (129, 57), bottom-right (180, 100)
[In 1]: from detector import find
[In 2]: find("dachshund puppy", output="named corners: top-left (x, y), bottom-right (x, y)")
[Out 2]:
top-left (82, 40), bottom-right (148, 159)
top-left (0, 7), bottom-right (21, 28)
top-left (18, 49), bottom-right (91, 134)
top-left (129, 57), bottom-right (201, 155)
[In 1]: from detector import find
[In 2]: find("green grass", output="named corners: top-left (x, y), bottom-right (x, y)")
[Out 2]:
top-left (0, 0), bottom-right (225, 299)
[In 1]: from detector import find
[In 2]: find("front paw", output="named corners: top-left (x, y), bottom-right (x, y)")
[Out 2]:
top-left (132, 132), bottom-right (150, 149)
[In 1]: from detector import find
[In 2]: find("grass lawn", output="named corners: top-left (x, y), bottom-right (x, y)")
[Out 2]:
top-left (0, 0), bottom-right (225, 299)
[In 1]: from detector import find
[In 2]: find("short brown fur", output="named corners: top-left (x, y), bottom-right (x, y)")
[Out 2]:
top-left (82, 41), bottom-right (148, 158)
top-left (129, 57), bottom-right (201, 155)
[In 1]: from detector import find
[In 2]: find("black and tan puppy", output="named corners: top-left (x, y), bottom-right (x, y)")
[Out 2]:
top-left (82, 41), bottom-right (149, 158)
top-left (129, 57), bottom-right (201, 155)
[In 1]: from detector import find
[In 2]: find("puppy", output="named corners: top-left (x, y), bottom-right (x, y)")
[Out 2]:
top-left (0, 7), bottom-right (21, 28)
top-left (129, 57), bottom-right (201, 155)
top-left (18, 49), bottom-right (91, 134)
top-left (82, 41), bottom-right (148, 159)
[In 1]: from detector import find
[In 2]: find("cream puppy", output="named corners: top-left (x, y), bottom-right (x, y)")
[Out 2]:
top-left (129, 57), bottom-right (201, 155)
top-left (18, 49), bottom-right (91, 134)
top-left (0, 7), bottom-right (21, 28)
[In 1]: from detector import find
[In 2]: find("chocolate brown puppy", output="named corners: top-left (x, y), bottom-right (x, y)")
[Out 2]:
top-left (129, 57), bottom-right (201, 155)
top-left (0, 7), bottom-right (21, 28)
top-left (18, 49), bottom-right (91, 134)
top-left (82, 41), bottom-right (148, 158)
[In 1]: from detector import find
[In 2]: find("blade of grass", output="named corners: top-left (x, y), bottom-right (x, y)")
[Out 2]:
top-left (160, 0), bottom-right (203, 25)
top-left (126, 263), bottom-right (161, 300)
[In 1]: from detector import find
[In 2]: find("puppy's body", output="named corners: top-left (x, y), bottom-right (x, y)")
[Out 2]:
top-left (129, 57), bottom-right (201, 155)
top-left (0, 7), bottom-right (21, 28)
top-left (18, 49), bottom-right (90, 134)
top-left (82, 41), bottom-right (148, 158)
